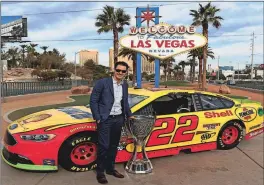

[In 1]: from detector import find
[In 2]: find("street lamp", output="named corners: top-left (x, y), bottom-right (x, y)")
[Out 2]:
top-left (74, 51), bottom-right (80, 87)
top-left (237, 62), bottom-right (240, 80)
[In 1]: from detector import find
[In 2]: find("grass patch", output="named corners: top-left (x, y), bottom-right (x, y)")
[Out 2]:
top-left (233, 99), bottom-right (261, 105)
top-left (8, 95), bottom-right (90, 122)
top-left (226, 95), bottom-right (248, 99)
top-left (160, 80), bottom-right (191, 86)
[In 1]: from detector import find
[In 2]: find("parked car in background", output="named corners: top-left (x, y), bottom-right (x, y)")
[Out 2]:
top-left (227, 80), bottom-right (236, 85)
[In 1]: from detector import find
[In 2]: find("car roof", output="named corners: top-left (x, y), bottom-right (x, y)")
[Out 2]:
top-left (128, 88), bottom-right (236, 101)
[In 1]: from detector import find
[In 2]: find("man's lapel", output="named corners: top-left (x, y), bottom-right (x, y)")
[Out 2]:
top-left (108, 77), bottom-right (114, 97)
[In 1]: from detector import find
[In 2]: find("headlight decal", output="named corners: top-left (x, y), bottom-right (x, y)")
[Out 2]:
top-left (20, 134), bottom-right (56, 142)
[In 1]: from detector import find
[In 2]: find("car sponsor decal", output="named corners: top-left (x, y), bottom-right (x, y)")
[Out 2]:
top-left (195, 131), bottom-right (216, 143)
top-left (204, 110), bottom-right (233, 118)
top-left (235, 107), bottom-right (257, 122)
top-left (44, 122), bottom-right (96, 131)
top-left (200, 132), bottom-right (216, 142)
top-left (203, 123), bottom-right (220, 130)
top-left (43, 159), bottom-right (55, 166)
top-left (56, 107), bottom-right (93, 119)
top-left (70, 125), bottom-right (96, 133)
top-left (247, 128), bottom-right (264, 139)
top-left (20, 114), bottom-right (52, 124)
top-left (249, 122), bottom-right (264, 131)
top-left (70, 164), bottom-right (97, 172)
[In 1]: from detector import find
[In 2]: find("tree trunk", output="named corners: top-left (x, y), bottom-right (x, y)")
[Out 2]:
top-left (132, 60), bottom-right (136, 86)
top-left (198, 58), bottom-right (203, 89)
top-left (113, 29), bottom-right (119, 64)
top-left (189, 64), bottom-right (193, 82)
top-left (202, 26), bottom-right (208, 90)
top-left (192, 56), bottom-right (195, 83)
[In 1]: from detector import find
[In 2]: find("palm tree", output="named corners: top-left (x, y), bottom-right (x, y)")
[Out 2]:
top-left (160, 57), bottom-right (175, 82)
top-left (7, 47), bottom-right (21, 68)
top-left (40, 46), bottom-right (49, 54)
top-left (178, 60), bottom-right (187, 73)
top-left (187, 49), bottom-right (199, 83)
top-left (95, 5), bottom-right (131, 64)
top-left (118, 47), bottom-right (150, 85)
top-left (190, 2), bottom-right (223, 90)
top-left (173, 65), bottom-right (181, 80)
top-left (193, 47), bottom-right (215, 88)
top-left (20, 45), bottom-right (27, 67)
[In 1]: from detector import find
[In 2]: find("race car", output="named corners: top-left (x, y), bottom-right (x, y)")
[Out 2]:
top-left (2, 88), bottom-right (264, 172)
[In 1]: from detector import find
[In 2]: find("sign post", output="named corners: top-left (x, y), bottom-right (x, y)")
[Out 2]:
top-left (135, 7), bottom-right (160, 88)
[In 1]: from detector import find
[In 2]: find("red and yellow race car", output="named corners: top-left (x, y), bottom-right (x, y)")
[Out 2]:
top-left (2, 88), bottom-right (264, 172)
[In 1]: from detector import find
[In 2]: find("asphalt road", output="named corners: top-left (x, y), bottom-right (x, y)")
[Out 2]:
top-left (1, 134), bottom-right (263, 185)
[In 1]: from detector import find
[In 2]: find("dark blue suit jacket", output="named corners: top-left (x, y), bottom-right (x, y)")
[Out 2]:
top-left (90, 77), bottom-right (132, 122)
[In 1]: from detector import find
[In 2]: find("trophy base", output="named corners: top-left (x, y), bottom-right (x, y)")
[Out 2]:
top-left (125, 159), bottom-right (153, 174)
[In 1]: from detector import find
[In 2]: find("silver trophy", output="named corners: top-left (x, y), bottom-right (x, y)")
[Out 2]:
top-left (125, 114), bottom-right (156, 174)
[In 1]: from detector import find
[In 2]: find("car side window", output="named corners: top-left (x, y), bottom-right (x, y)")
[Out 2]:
top-left (199, 94), bottom-right (226, 110)
top-left (219, 97), bottom-right (234, 108)
top-left (133, 93), bottom-right (196, 116)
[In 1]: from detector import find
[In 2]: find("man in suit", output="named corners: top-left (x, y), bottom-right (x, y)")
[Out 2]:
top-left (90, 61), bottom-right (133, 184)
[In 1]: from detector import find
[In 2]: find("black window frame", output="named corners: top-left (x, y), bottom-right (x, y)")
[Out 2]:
top-left (194, 93), bottom-right (235, 111)
top-left (133, 92), bottom-right (196, 116)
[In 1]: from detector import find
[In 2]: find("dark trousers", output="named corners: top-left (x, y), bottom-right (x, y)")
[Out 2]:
top-left (96, 114), bottom-right (124, 175)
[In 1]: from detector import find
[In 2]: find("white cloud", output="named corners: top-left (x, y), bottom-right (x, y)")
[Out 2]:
top-left (27, 15), bottom-right (97, 40)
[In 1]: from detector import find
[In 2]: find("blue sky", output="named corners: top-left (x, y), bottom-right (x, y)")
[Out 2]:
top-left (2, 1), bottom-right (263, 70)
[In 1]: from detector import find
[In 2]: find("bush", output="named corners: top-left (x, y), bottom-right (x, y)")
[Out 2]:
top-left (39, 71), bottom-right (58, 81)
top-left (57, 70), bottom-right (71, 80)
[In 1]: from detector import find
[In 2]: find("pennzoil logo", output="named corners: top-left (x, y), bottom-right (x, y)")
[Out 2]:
top-left (235, 107), bottom-right (257, 122)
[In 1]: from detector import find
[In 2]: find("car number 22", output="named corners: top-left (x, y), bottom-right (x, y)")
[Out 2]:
top-left (146, 115), bottom-right (199, 147)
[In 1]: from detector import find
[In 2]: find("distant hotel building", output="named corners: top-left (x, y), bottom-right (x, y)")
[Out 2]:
top-left (79, 50), bottom-right (99, 66)
top-left (109, 47), bottom-right (154, 74)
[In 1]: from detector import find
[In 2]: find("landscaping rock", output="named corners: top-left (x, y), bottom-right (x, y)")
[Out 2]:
top-left (71, 86), bottom-right (91, 94)
top-left (219, 85), bottom-right (231, 94)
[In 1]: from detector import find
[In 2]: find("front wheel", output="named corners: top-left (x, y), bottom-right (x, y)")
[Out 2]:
top-left (217, 122), bottom-right (243, 150)
top-left (58, 132), bottom-right (97, 172)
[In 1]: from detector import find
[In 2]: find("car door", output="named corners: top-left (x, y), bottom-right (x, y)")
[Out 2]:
top-left (189, 93), bottom-right (236, 145)
top-left (129, 92), bottom-right (200, 153)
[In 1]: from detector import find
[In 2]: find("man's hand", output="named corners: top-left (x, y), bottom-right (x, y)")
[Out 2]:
top-left (96, 120), bottom-right (100, 124)
top-left (129, 116), bottom-right (135, 119)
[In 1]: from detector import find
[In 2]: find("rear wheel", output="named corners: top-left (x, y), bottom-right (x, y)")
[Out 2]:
top-left (58, 132), bottom-right (97, 172)
top-left (217, 122), bottom-right (243, 150)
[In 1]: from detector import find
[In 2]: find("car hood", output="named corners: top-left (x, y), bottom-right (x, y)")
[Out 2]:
top-left (9, 106), bottom-right (95, 133)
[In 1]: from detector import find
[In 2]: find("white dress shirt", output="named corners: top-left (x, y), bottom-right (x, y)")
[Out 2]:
top-left (110, 78), bottom-right (123, 115)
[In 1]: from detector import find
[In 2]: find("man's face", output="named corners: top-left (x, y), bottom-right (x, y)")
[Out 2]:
top-left (114, 65), bottom-right (127, 81)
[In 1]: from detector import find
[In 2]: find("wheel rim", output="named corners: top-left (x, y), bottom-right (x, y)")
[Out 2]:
top-left (70, 142), bottom-right (96, 166)
top-left (221, 126), bottom-right (239, 145)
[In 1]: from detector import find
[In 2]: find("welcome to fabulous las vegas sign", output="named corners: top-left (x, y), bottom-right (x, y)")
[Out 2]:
top-left (119, 23), bottom-right (207, 60)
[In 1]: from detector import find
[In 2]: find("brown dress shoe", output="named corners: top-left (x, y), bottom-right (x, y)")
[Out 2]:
top-left (96, 174), bottom-right (108, 184)
top-left (106, 170), bottom-right (124, 178)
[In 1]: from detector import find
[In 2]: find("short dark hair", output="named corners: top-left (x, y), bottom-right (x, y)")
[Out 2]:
top-left (114, 61), bottom-right (129, 70)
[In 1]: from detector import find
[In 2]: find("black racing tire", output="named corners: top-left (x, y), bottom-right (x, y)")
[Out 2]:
top-left (58, 132), bottom-right (98, 172)
top-left (217, 122), bottom-right (243, 150)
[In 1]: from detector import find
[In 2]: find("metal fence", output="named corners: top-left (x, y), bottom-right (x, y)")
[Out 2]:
top-left (1, 80), bottom-right (90, 97)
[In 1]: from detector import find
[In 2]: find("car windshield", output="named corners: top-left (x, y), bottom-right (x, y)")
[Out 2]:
top-left (85, 94), bottom-right (149, 108)
top-left (128, 94), bottom-right (149, 107)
